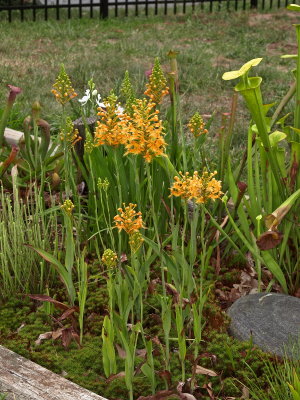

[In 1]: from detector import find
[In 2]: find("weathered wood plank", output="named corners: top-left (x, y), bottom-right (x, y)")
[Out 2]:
top-left (4, 128), bottom-right (24, 146)
top-left (0, 346), bottom-right (108, 400)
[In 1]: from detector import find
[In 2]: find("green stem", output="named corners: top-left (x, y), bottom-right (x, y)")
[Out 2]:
top-left (294, 25), bottom-right (300, 137)
top-left (237, 78), bottom-right (286, 200)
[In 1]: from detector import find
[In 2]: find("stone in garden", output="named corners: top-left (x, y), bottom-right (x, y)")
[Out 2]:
top-left (227, 293), bottom-right (300, 359)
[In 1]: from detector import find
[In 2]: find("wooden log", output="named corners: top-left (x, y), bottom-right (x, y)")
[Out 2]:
top-left (0, 345), bottom-right (108, 400)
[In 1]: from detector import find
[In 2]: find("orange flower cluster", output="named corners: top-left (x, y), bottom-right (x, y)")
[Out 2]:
top-left (144, 58), bottom-right (169, 104)
top-left (51, 65), bottom-right (77, 105)
top-left (170, 170), bottom-right (222, 204)
top-left (94, 95), bottom-right (129, 147)
top-left (125, 99), bottom-right (166, 162)
top-left (188, 112), bottom-right (208, 137)
top-left (114, 203), bottom-right (143, 234)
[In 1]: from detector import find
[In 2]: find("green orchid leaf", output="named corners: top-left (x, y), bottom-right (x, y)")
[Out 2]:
top-left (276, 112), bottom-right (292, 126)
top-left (289, 126), bottom-right (300, 137)
top-left (287, 3), bottom-right (300, 11)
top-left (269, 130), bottom-right (287, 147)
top-left (222, 58), bottom-right (263, 81)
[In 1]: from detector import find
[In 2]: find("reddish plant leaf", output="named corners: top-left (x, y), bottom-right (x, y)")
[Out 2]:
top-left (61, 328), bottom-right (73, 348)
top-left (136, 390), bottom-right (177, 400)
top-left (136, 348), bottom-right (147, 358)
top-left (106, 371), bottom-right (126, 383)
top-left (71, 331), bottom-right (81, 347)
top-left (158, 370), bottom-right (172, 388)
top-left (57, 306), bottom-right (79, 321)
top-left (27, 294), bottom-right (70, 311)
top-left (203, 383), bottom-right (215, 400)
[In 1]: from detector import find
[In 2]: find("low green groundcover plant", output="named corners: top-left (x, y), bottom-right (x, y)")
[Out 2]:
top-left (0, 5), bottom-right (299, 400)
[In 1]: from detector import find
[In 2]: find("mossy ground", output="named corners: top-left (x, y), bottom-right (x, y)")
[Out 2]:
top-left (0, 270), bottom-right (274, 400)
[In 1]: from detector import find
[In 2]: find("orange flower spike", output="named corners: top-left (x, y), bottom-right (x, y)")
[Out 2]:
top-left (114, 203), bottom-right (144, 235)
top-left (125, 99), bottom-right (166, 162)
top-left (52, 64), bottom-right (77, 105)
top-left (170, 170), bottom-right (222, 204)
top-left (144, 58), bottom-right (169, 104)
top-left (94, 92), bottom-right (129, 148)
top-left (169, 172), bottom-right (191, 200)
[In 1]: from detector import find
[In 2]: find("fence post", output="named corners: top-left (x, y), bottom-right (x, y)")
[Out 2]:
top-left (100, 0), bottom-right (108, 18)
top-left (250, 0), bottom-right (258, 8)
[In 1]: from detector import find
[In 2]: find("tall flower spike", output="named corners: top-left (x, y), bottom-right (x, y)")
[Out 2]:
top-left (94, 92), bottom-right (129, 147)
top-left (144, 58), bottom-right (169, 104)
top-left (188, 112), bottom-right (208, 137)
top-left (60, 117), bottom-right (82, 148)
top-left (125, 99), bottom-right (166, 162)
top-left (114, 203), bottom-right (143, 235)
top-left (51, 64), bottom-right (77, 105)
top-left (121, 70), bottom-right (136, 116)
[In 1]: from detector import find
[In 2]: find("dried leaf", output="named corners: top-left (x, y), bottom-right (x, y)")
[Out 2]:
top-left (17, 323), bottom-right (25, 333)
top-left (179, 394), bottom-right (197, 400)
top-left (203, 382), bottom-right (215, 400)
top-left (195, 365), bottom-right (218, 377)
top-left (61, 328), bottom-right (73, 348)
top-left (242, 385), bottom-right (250, 399)
top-left (27, 294), bottom-right (70, 311)
top-left (52, 328), bottom-right (63, 340)
top-left (256, 230), bottom-right (283, 250)
top-left (106, 371), bottom-right (126, 383)
top-left (57, 306), bottom-right (79, 321)
top-left (158, 370), bottom-right (172, 387)
top-left (136, 348), bottom-right (147, 358)
top-left (35, 331), bottom-right (53, 346)
top-left (71, 331), bottom-right (81, 346)
top-left (116, 344), bottom-right (127, 359)
top-left (136, 390), bottom-right (177, 400)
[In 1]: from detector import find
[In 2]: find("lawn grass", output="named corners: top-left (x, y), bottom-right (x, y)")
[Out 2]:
top-left (0, 8), bottom-right (298, 153)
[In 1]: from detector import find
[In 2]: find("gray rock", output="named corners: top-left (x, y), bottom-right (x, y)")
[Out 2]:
top-left (227, 293), bottom-right (300, 359)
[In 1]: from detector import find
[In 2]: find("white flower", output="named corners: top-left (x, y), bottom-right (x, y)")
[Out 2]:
top-left (78, 89), bottom-right (91, 105)
top-left (116, 105), bottom-right (124, 115)
top-left (92, 89), bottom-right (98, 96)
top-left (96, 94), bottom-right (105, 108)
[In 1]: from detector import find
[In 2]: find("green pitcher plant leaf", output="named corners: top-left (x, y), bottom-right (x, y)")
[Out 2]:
top-left (264, 188), bottom-right (300, 230)
top-left (269, 130), bottom-right (287, 147)
top-left (281, 54), bottom-right (298, 59)
top-left (287, 3), bottom-right (300, 11)
top-left (222, 58), bottom-right (262, 81)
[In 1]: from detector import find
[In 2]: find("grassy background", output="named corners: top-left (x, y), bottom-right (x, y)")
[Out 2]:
top-left (0, 8), bottom-right (298, 152)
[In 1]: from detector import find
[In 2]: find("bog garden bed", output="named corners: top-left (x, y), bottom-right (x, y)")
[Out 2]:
top-left (0, 6), bottom-right (299, 400)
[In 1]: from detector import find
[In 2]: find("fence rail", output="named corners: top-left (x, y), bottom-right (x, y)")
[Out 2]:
top-left (0, 0), bottom-right (296, 21)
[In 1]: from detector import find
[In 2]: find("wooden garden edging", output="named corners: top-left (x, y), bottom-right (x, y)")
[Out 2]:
top-left (0, 345), bottom-right (108, 400)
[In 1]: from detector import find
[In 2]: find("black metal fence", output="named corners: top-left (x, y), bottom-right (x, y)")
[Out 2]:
top-left (0, 0), bottom-right (296, 22)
